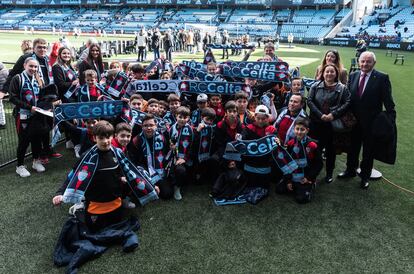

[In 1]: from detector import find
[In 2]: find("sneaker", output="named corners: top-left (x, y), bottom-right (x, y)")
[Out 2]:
top-left (68, 202), bottom-right (84, 216)
top-left (174, 186), bottom-right (182, 201)
top-left (40, 156), bottom-right (49, 165)
top-left (122, 198), bottom-right (136, 209)
top-left (74, 145), bottom-right (81, 158)
top-left (66, 140), bottom-right (74, 149)
top-left (49, 152), bottom-right (63, 158)
top-left (32, 160), bottom-right (46, 173)
top-left (16, 165), bottom-right (31, 177)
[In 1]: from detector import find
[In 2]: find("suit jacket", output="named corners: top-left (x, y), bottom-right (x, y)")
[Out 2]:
top-left (347, 69), bottom-right (396, 130)
top-left (372, 111), bottom-right (397, 164)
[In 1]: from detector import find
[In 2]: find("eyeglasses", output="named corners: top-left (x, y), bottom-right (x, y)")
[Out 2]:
top-left (36, 46), bottom-right (47, 49)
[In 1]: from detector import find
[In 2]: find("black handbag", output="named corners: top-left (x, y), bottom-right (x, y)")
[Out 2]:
top-left (330, 90), bottom-right (356, 133)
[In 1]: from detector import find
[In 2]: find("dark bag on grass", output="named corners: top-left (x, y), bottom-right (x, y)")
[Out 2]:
top-left (211, 167), bottom-right (247, 199)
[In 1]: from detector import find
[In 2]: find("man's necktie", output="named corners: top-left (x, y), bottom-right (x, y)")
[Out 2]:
top-left (358, 72), bottom-right (366, 98)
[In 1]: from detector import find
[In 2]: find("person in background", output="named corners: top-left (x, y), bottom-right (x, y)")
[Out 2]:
top-left (20, 40), bottom-right (33, 54)
top-left (0, 62), bottom-right (8, 129)
top-left (78, 43), bottom-right (104, 85)
top-left (315, 50), bottom-right (348, 85)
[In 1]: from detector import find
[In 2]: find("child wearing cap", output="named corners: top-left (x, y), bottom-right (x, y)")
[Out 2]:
top-left (241, 104), bottom-right (278, 189)
top-left (190, 93), bottom-right (208, 127)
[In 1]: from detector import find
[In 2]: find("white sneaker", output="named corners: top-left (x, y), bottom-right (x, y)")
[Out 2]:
top-left (16, 165), bottom-right (31, 177)
top-left (66, 140), bottom-right (74, 149)
top-left (32, 160), bottom-right (46, 172)
top-left (74, 144), bottom-right (81, 158)
top-left (122, 198), bottom-right (136, 209)
top-left (174, 186), bottom-right (182, 201)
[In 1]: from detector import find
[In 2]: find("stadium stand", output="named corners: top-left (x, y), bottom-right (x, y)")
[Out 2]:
top-left (0, 3), bottom-right (413, 43)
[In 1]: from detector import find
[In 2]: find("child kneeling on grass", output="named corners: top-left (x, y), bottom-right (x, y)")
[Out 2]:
top-left (275, 117), bottom-right (323, 204)
top-left (52, 120), bottom-right (159, 232)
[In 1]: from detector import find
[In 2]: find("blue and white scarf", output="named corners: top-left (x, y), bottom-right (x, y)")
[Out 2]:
top-left (33, 53), bottom-right (54, 84)
top-left (198, 124), bottom-right (215, 162)
top-left (170, 123), bottom-right (194, 163)
top-left (19, 71), bottom-right (40, 119)
top-left (63, 145), bottom-right (158, 205)
top-left (141, 131), bottom-right (166, 183)
top-left (275, 108), bottom-right (307, 145)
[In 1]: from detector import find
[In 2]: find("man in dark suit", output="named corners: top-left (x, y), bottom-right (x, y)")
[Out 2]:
top-left (338, 51), bottom-right (396, 189)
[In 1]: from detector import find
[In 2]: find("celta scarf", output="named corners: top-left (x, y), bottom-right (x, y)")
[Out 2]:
top-left (170, 123), bottom-right (193, 163)
top-left (182, 60), bottom-right (206, 71)
top-left (163, 111), bottom-right (176, 127)
top-left (129, 80), bottom-right (180, 94)
top-left (206, 43), bottom-right (255, 50)
top-left (19, 71), bottom-right (40, 118)
top-left (220, 64), bottom-right (290, 83)
top-left (224, 135), bottom-right (298, 175)
top-left (130, 107), bottom-right (167, 133)
top-left (141, 131), bottom-right (166, 183)
top-left (105, 71), bottom-right (128, 99)
top-left (203, 48), bottom-right (216, 65)
top-left (179, 80), bottom-right (252, 98)
top-left (175, 65), bottom-right (223, 82)
top-left (190, 109), bottom-right (201, 126)
top-left (64, 84), bottom-right (78, 100)
top-left (223, 61), bottom-right (290, 72)
top-left (290, 137), bottom-right (308, 183)
top-left (302, 77), bottom-right (317, 89)
top-left (78, 83), bottom-right (105, 102)
top-left (275, 108), bottom-right (307, 145)
top-left (52, 100), bottom-right (127, 146)
top-left (33, 53), bottom-right (54, 84)
top-left (63, 145), bottom-right (158, 205)
top-left (198, 124), bottom-right (214, 162)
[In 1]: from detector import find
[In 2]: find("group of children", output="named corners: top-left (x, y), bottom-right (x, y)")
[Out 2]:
top-left (49, 71), bottom-right (322, 232)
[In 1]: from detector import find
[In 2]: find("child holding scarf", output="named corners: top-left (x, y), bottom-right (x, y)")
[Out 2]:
top-left (52, 121), bottom-right (159, 232)
top-left (275, 118), bottom-right (322, 203)
top-left (129, 114), bottom-right (173, 199)
top-left (9, 57), bottom-right (45, 177)
top-left (169, 106), bottom-right (194, 200)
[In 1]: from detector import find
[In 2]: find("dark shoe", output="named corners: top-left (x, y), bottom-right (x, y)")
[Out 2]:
top-left (360, 179), bottom-right (369, 189)
top-left (325, 175), bottom-right (333, 184)
top-left (337, 170), bottom-right (357, 179)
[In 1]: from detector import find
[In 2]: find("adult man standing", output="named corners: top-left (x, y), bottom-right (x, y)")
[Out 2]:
top-left (338, 51), bottom-right (396, 189)
top-left (151, 28), bottom-right (161, 60)
top-left (136, 28), bottom-right (147, 62)
top-left (163, 29), bottom-right (174, 62)
top-left (275, 94), bottom-right (307, 145)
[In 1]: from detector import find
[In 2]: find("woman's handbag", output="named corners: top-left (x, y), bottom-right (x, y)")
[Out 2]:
top-left (330, 89), bottom-right (357, 133)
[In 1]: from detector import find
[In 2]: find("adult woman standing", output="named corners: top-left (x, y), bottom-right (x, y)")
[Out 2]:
top-left (307, 64), bottom-right (351, 183)
top-left (315, 49), bottom-right (348, 84)
top-left (9, 57), bottom-right (45, 177)
top-left (52, 47), bottom-right (78, 102)
top-left (77, 43), bottom-right (104, 85)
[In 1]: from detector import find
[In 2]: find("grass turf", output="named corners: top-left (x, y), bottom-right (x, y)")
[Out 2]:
top-left (0, 33), bottom-right (413, 273)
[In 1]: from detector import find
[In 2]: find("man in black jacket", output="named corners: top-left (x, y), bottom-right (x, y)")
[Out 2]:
top-left (3, 38), bottom-right (53, 92)
top-left (151, 28), bottom-right (161, 60)
top-left (338, 51), bottom-right (396, 189)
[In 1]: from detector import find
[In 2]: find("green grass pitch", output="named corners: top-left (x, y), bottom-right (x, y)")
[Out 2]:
top-left (0, 31), bottom-right (413, 273)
